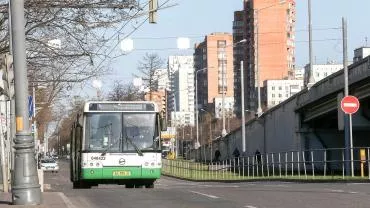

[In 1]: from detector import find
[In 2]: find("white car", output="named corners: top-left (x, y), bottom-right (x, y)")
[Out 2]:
top-left (40, 159), bottom-right (59, 173)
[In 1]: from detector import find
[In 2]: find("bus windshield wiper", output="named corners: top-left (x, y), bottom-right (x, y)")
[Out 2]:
top-left (125, 136), bottom-right (143, 156)
top-left (101, 134), bottom-right (122, 156)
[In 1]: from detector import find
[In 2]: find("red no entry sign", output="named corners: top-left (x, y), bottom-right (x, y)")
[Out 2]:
top-left (341, 95), bottom-right (360, 114)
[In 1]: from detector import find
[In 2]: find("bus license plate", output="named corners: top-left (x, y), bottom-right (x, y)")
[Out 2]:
top-left (113, 171), bottom-right (131, 176)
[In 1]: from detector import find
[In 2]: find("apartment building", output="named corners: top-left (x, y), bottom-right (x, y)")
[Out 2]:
top-left (194, 33), bottom-right (234, 114)
top-left (243, 0), bottom-right (296, 111)
top-left (167, 56), bottom-right (195, 126)
top-left (304, 63), bottom-right (343, 86)
top-left (262, 79), bottom-right (303, 108)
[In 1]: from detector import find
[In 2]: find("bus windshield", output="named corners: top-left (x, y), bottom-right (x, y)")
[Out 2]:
top-left (85, 113), bottom-right (158, 152)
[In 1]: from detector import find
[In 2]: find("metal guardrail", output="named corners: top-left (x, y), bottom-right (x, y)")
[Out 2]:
top-left (161, 147), bottom-right (370, 181)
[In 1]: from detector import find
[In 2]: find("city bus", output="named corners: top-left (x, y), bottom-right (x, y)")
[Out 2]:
top-left (70, 101), bottom-right (165, 189)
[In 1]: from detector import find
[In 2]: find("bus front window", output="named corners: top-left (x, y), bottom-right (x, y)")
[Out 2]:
top-left (85, 113), bottom-right (122, 151)
top-left (123, 114), bottom-right (157, 150)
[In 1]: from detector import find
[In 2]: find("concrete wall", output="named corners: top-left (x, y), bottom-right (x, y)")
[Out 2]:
top-left (192, 95), bottom-right (304, 161)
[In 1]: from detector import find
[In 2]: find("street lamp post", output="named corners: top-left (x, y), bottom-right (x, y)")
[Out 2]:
top-left (10, 0), bottom-right (41, 204)
top-left (172, 90), bottom-right (179, 158)
top-left (221, 53), bottom-right (227, 137)
top-left (241, 60), bottom-right (246, 153)
top-left (220, 39), bottom-right (247, 137)
top-left (195, 68), bottom-right (206, 149)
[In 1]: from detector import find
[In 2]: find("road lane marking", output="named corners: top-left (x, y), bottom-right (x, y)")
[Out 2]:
top-left (326, 189), bottom-right (345, 193)
top-left (263, 184), bottom-right (290, 188)
top-left (244, 205), bottom-right (258, 208)
top-left (190, 191), bottom-right (219, 199)
top-left (58, 192), bottom-right (77, 208)
top-left (349, 191), bottom-right (359, 194)
top-left (200, 185), bottom-right (240, 188)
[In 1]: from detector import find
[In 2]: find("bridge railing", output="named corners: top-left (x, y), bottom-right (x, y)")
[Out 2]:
top-left (161, 147), bottom-right (370, 181)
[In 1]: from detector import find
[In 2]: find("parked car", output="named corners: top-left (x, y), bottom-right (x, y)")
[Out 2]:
top-left (40, 158), bottom-right (59, 173)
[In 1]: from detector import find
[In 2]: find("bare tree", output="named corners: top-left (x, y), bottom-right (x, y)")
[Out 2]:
top-left (106, 80), bottom-right (143, 101)
top-left (50, 99), bottom-right (85, 151)
top-left (0, 0), bottom-right (176, 140)
top-left (0, 0), bottom-right (176, 143)
top-left (134, 53), bottom-right (164, 100)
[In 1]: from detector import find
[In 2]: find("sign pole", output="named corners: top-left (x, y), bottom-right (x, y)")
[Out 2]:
top-left (341, 95), bottom-right (359, 178)
top-left (342, 17), bottom-right (351, 177)
top-left (349, 114), bottom-right (354, 177)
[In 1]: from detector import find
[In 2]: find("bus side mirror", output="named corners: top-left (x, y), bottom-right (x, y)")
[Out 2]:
top-left (160, 118), bottom-right (167, 131)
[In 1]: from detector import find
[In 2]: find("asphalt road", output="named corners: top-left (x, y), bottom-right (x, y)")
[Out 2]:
top-left (44, 159), bottom-right (370, 208)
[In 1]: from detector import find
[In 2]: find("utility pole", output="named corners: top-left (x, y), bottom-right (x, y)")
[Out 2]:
top-left (0, 102), bottom-right (7, 193)
top-left (342, 17), bottom-right (353, 177)
top-left (221, 47), bottom-right (227, 137)
top-left (1, 54), bottom-right (14, 193)
top-left (241, 61), bottom-right (246, 153)
top-left (7, 0), bottom-right (16, 191)
top-left (10, 0), bottom-right (41, 205)
top-left (255, 10), bottom-right (262, 116)
top-left (149, 0), bottom-right (158, 24)
top-left (307, 0), bottom-right (315, 88)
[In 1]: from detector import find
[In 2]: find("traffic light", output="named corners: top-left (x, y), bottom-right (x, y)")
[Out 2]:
top-left (149, 0), bottom-right (157, 24)
top-left (0, 53), bottom-right (14, 99)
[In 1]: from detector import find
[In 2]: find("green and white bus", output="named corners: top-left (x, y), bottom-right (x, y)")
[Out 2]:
top-left (70, 101), bottom-right (165, 189)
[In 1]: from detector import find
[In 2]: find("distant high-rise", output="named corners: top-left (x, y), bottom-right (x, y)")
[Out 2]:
top-left (153, 68), bottom-right (169, 90)
top-left (167, 56), bottom-right (195, 126)
top-left (194, 33), bottom-right (234, 115)
top-left (243, 0), bottom-right (296, 111)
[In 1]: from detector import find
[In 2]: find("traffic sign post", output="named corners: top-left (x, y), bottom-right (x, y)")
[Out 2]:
top-left (341, 95), bottom-right (360, 177)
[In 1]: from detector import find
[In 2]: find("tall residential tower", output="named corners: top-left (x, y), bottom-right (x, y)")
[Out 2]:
top-left (243, 0), bottom-right (296, 111)
top-left (194, 33), bottom-right (234, 116)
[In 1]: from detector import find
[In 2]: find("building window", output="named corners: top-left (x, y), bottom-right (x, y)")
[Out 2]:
top-left (272, 94), bottom-right (275, 98)
top-left (272, 86), bottom-right (275, 90)
top-left (217, 40), bottom-right (226, 48)
top-left (279, 86), bottom-right (282, 90)
top-left (278, 94), bottom-right (282, 98)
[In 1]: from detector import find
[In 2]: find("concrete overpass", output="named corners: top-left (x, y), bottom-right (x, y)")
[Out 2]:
top-left (193, 56), bottom-right (370, 163)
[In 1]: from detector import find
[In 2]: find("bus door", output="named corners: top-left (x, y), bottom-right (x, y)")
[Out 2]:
top-left (71, 121), bottom-right (83, 181)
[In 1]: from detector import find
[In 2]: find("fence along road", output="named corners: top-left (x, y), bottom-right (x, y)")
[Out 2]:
top-left (162, 147), bottom-right (370, 181)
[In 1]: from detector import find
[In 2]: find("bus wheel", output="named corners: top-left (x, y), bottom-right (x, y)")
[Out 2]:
top-left (73, 181), bottom-right (91, 189)
top-left (73, 181), bottom-right (81, 189)
top-left (125, 184), bottom-right (134, 188)
top-left (145, 183), bottom-right (154, 188)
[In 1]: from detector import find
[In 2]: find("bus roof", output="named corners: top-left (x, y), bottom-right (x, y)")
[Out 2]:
top-left (83, 101), bottom-right (159, 112)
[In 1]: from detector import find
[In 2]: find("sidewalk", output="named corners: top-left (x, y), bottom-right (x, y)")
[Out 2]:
top-left (0, 192), bottom-right (73, 208)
